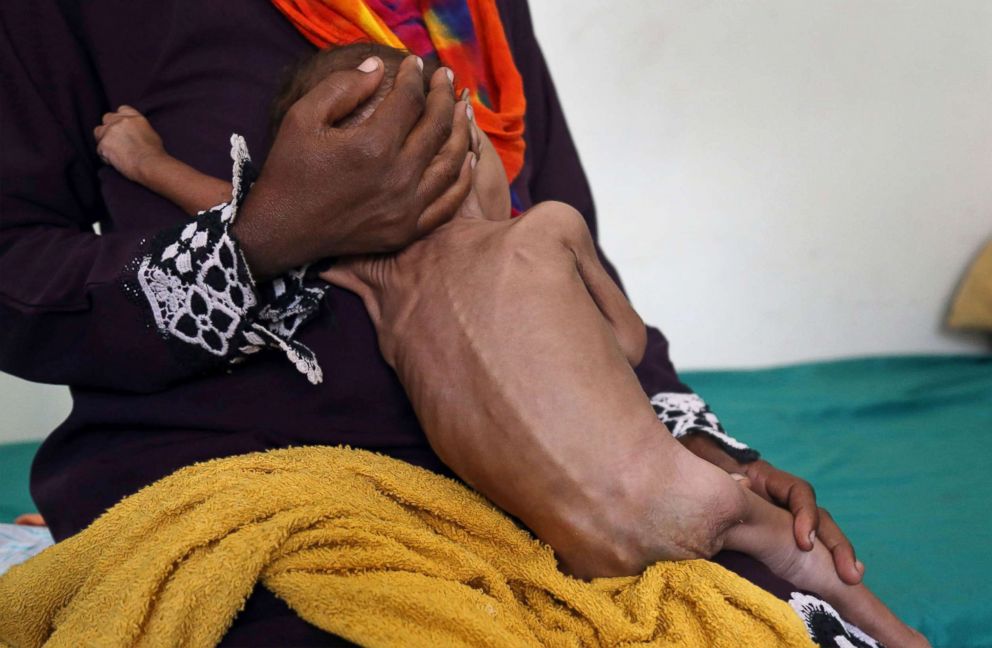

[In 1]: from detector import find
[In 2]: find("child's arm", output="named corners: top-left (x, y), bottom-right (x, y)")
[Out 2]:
top-left (94, 106), bottom-right (232, 215)
top-left (517, 202), bottom-right (648, 367)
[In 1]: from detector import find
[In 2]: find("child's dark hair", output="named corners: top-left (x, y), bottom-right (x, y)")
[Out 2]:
top-left (270, 42), bottom-right (439, 135)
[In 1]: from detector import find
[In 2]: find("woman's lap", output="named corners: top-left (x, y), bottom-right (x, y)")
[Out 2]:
top-left (219, 586), bottom-right (359, 647)
top-left (219, 552), bottom-right (799, 647)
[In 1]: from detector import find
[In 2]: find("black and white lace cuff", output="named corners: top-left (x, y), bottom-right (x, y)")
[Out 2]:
top-left (650, 392), bottom-right (759, 462)
top-left (789, 592), bottom-right (883, 647)
top-left (127, 134), bottom-right (327, 384)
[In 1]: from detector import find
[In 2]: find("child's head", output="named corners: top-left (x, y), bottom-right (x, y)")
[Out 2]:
top-left (272, 43), bottom-right (510, 221)
top-left (271, 43), bottom-right (421, 131)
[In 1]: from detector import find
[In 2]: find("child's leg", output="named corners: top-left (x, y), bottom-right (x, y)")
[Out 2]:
top-left (724, 487), bottom-right (929, 647)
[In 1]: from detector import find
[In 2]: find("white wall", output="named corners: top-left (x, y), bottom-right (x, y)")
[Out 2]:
top-left (2, 1), bottom-right (990, 443)
top-left (530, 0), bottom-right (991, 369)
top-left (0, 375), bottom-right (70, 443)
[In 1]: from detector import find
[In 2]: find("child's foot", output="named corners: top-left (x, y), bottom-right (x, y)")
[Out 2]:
top-left (727, 490), bottom-right (929, 648)
top-left (14, 513), bottom-right (46, 526)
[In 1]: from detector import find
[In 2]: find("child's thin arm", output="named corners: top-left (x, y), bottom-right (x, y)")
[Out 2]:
top-left (520, 202), bottom-right (647, 367)
top-left (94, 106), bottom-right (232, 216)
top-left (571, 222), bottom-right (647, 367)
top-left (133, 154), bottom-right (233, 216)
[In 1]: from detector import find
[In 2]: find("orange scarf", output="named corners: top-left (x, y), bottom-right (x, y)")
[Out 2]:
top-left (272, 0), bottom-right (526, 182)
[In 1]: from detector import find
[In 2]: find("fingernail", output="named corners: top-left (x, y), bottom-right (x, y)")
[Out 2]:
top-left (730, 473), bottom-right (746, 481)
top-left (357, 57), bottom-right (380, 73)
top-left (808, 530), bottom-right (816, 546)
top-left (414, 56), bottom-right (424, 72)
top-left (471, 123), bottom-right (481, 151)
top-left (443, 67), bottom-right (454, 84)
top-left (470, 152), bottom-right (478, 169)
top-left (460, 88), bottom-right (470, 102)
top-left (856, 560), bottom-right (864, 572)
top-left (465, 103), bottom-right (474, 122)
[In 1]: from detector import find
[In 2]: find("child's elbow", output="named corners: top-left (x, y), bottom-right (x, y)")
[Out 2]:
top-left (619, 314), bottom-right (648, 368)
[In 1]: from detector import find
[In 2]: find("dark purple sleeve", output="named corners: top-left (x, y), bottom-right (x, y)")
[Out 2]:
top-left (0, 3), bottom-right (323, 392)
top-left (502, 0), bottom-right (758, 461)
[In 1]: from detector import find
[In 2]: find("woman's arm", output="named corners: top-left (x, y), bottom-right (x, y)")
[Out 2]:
top-left (567, 206), bottom-right (647, 367)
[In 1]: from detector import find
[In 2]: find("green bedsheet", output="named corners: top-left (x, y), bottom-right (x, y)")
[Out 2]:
top-left (687, 354), bottom-right (992, 648)
top-left (0, 441), bottom-right (38, 525)
top-left (1, 354), bottom-right (990, 647)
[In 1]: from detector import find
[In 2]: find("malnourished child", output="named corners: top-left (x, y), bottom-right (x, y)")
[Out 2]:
top-left (94, 43), bottom-right (927, 648)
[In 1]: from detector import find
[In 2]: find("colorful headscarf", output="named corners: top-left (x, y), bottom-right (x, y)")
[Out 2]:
top-left (271, 0), bottom-right (527, 182)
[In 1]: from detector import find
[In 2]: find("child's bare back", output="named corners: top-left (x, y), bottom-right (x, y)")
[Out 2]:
top-left (95, 43), bottom-right (927, 648)
top-left (326, 198), bottom-right (927, 648)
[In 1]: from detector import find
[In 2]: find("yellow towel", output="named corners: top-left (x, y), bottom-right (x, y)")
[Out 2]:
top-left (0, 446), bottom-right (814, 648)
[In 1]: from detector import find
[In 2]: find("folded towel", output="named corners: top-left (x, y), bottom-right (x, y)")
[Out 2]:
top-left (0, 446), bottom-right (813, 647)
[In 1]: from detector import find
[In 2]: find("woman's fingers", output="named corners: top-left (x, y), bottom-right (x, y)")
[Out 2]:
top-left (413, 100), bottom-right (472, 221)
top-left (415, 150), bottom-right (475, 234)
top-left (786, 480), bottom-right (820, 551)
top-left (401, 66), bottom-right (457, 171)
top-left (745, 459), bottom-right (862, 584)
top-left (752, 462), bottom-right (820, 551)
top-left (460, 89), bottom-right (482, 156)
top-left (818, 507), bottom-right (863, 585)
top-left (300, 56), bottom-right (385, 127)
top-left (364, 55), bottom-right (427, 150)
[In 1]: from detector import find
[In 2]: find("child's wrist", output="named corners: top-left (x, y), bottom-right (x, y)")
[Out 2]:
top-left (133, 149), bottom-right (172, 186)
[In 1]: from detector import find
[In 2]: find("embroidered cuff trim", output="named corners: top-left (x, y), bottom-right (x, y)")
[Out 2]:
top-left (649, 392), bottom-right (759, 462)
top-left (130, 134), bottom-right (326, 384)
top-left (789, 592), bottom-right (882, 648)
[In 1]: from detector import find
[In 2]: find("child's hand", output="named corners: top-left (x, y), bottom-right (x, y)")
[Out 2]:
top-left (93, 105), bottom-right (166, 182)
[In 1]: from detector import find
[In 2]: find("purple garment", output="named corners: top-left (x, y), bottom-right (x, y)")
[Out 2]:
top-left (0, 0), bottom-right (729, 541)
top-left (0, 1), bottom-right (803, 645)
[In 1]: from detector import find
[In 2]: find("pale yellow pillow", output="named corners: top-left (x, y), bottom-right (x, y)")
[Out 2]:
top-left (948, 240), bottom-right (992, 331)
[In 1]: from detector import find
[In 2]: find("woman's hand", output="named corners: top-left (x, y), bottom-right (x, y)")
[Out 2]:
top-left (680, 433), bottom-right (863, 585)
top-left (234, 56), bottom-right (474, 280)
